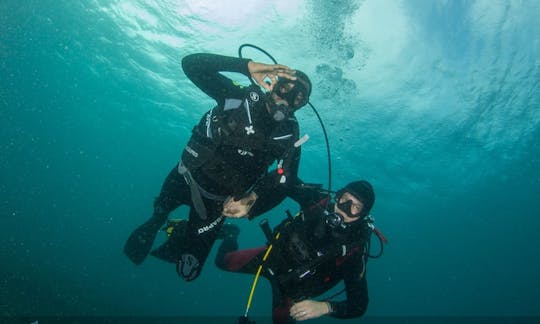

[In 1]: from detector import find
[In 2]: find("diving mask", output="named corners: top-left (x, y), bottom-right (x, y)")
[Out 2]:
top-left (273, 78), bottom-right (309, 109)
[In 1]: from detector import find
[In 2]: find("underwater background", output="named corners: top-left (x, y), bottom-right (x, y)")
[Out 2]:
top-left (2, 0), bottom-right (540, 322)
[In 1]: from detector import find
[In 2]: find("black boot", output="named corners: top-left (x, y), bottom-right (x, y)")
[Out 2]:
top-left (150, 219), bottom-right (188, 263)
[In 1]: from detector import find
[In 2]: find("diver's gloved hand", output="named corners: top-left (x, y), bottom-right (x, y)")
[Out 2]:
top-left (222, 192), bottom-right (258, 218)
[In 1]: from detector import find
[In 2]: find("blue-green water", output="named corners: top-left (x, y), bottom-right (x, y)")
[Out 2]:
top-left (2, 0), bottom-right (540, 321)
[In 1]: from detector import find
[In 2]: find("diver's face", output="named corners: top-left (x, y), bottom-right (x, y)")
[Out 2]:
top-left (275, 81), bottom-right (307, 108)
top-left (334, 192), bottom-right (364, 223)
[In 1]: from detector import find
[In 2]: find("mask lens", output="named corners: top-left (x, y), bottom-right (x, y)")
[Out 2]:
top-left (274, 79), bottom-right (291, 96)
top-left (291, 79), bottom-right (309, 108)
top-left (293, 93), bottom-right (308, 109)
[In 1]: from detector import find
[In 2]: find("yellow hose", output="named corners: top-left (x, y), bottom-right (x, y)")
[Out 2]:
top-left (243, 233), bottom-right (281, 316)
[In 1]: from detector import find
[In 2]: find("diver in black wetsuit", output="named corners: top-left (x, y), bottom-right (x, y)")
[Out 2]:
top-left (215, 181), bottom-right (381, 323)
top-left (124, 52), bottom-right (312, 281)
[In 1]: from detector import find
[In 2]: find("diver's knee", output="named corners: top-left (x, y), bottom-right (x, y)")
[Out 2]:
top-left (152, 199), bottom-right (170, 222)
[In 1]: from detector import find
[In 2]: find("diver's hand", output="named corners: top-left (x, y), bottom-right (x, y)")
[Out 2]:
top-left (248, 61), bottom-right (296, 92)
top-left (290, 300), bottom-right (331, 321)
top-left (222, 192), bottom-right (258, 218)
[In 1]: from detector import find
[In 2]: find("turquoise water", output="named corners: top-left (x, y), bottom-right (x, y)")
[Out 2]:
top-left (2, 0), bottom-right (540, 321)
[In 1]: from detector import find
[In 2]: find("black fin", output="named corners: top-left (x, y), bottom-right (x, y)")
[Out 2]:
top-left (124, 220), bottom-right (162, 265)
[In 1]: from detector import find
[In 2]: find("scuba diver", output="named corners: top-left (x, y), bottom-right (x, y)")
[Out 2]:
top-left (123, 51), bottom-right (312, 282)
top-left (215, 180), bottom-right (385, 323)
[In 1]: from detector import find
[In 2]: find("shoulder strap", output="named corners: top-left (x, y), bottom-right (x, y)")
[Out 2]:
top-left (215, 86), bottom-right (270, 150)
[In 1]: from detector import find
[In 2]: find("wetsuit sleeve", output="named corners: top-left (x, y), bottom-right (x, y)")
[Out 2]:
top-left (246, 172), bottom-right (290, 218)
top-left (288, 181), bottom-right (328, 210)
top-left (181, 53), bottom-right (252, 104)
top-left (247, 176), bottom-right (326, 220)
top-left (327, 254), bottom-right (369, 319)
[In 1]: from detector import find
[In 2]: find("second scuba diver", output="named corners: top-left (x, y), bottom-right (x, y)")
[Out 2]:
top-left (215, 180), bottom-right (386, 323)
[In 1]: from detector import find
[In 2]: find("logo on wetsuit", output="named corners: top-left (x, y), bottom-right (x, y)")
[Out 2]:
top-left (249, 91), bottom-right (259, 102)
top-left (245, 125), bottom-right (255, 135)
top-left (185, 145), bottom-right (199, 158)
top-left (197, 215), bottom-right (224, 234)
top-left (237, 149), bottom-right (254, 157)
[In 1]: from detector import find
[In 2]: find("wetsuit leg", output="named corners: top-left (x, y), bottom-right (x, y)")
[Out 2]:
top-left (154, 163), bottom-right (193, 213)
top-left (124, 164), bottom-right (191, 265)
top-left (215, 239), bottom-right (266, 274)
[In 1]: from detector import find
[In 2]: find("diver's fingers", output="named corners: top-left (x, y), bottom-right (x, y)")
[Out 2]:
top-left (224, 209), bottom-right (247, 218)
top-left (272, 63), bottom-right (291, 71)
top-left (249, 62), bottom-right (290, 75)
top-left (267, 74), bottom-right (279, 90)
top-left (275, 69), bottom-right (297, 81)
top-left (258, 77), bottom-right (272, 92)
top-left (261, 63), bottom-right (295, 78)
top-left (289, 302), bottom-right (302, 314)
top-left (223, 199), bottom-right (250, 218)
top-left (223, 207), bottom-right (239, 217)
top-left (291, 310), bottom-right (309, 321)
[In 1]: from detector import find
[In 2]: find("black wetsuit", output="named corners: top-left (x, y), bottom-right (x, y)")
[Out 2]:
top-left (215, 188), bottom-right (372, 323)
top-left (151, 53), bottom-right (301, 280)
